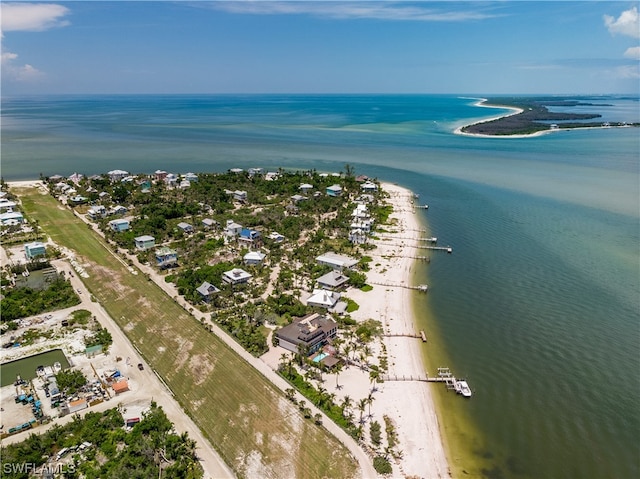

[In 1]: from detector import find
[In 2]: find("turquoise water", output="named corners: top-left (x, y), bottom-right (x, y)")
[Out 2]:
top-left (313, 352), bottom-right (329, 363)
top-left (2, 94), bottom-right (638, 478)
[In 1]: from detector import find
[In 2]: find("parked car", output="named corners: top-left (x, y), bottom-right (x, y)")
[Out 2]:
top-left (137, 363), bottom-right (144, 370)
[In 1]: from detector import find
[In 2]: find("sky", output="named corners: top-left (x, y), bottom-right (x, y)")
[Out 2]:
top-left (1, 1), bottom-right (639, 94)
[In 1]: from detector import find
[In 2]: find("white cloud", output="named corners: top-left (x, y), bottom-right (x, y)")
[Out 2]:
top-left (211, 1), bottom-right (499, 22)
top-left (623, 46), bottom-right (640, 60)
top-left (604, 6), bottom-right (639, 39)
top-left (1, 3), bottom-right (70, 32)
top-left (1, 50), bottom-right (44, 82)
top-left (614, 64), bottom-right (640, 79)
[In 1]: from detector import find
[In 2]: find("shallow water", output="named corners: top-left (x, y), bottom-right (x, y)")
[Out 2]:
top-left (2, 94), bottom-right (638, 478)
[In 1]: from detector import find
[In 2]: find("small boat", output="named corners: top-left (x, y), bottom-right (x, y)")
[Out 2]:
top-left (455, 380), bottom-right (472, 398)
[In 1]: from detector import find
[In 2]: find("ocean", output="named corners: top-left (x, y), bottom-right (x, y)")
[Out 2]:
top-left (2, 94), bottom-right (638, 478)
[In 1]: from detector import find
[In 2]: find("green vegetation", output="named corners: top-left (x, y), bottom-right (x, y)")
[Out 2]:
top-left (0, 404), bottom-right (202, 479)
top-left (460, 97), bottom-right (639, 136)
top-left (0, 278), bottom-right (80, 322)
top-left (14, 186), bottom-right (359, 479)
top-left (355, 319), bottom-right (383, 343)
top-left (68, 309), bottom-right (92, 327)
top-left (373, 456), bottom-right (393, 475)
top-left (84, 327), bottom-right (113, 349)
top-left (55, 369), bottom-right (87, 395)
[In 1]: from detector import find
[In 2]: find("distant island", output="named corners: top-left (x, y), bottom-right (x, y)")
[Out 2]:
top-left (459, 97), bottom-right (639, 136)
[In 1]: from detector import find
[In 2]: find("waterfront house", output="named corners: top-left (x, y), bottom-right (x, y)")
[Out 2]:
top-left (108, 170), bottom-right (129, 182)
top-left (222, 268), bottom-right (252, 285)
top-left (155, 170), bottom-right (168, 181)
top-left (351, 204), bottom-right (370, 220)
top-left (316, 252), bottom-right (358, 270)
top-left (316, 270), bottom-right (349, 290)
top-left (265, 171), bottom-right (280, 181)
top-left (134, 235), bottom-right (155, 251)
top-left (164, 173), bottom-right (178, 187)
top-left (248, 168), bottom-right (263, 177)
top-left (69, 172), bottom-right (83, 184)
top-left (155, 246), bottom-right (178, 269)
top-left (24, 241), bottom-right (47, 260)
top-left (243, 250), bottom-right (266, 265)
top-left (361, 181), bottom-right (378, 192)
top-left (326, 184), bottom-right (343, 197)
top-left (183, 172), bottom-right (198, 182)
top-left (349, 228), bottom-right (367, 245)
top-left (275, 313), bottom-right (338, 355)
top-left (196, 281), bottom-right (220, 303)
top-left (177, 222), bottom-right (194, 234)
top-left (306, 288), bottom-right (341, 309)
top-left (179, 179), bottom-right (191, 189)
top-left (229, 168), bottom-right (244, 174)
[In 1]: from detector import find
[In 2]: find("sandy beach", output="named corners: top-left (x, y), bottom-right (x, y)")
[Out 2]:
top-left (328, 182), bottom-right (450, 478)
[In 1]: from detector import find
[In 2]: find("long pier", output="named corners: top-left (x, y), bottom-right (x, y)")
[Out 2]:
top-left (369, 281), bottom-right (428, 292)
top-left (383, 330), bottom-right (428, 342)
top-left (381, 368), bottom-right (471, 397)
top-left (377, 235), bottom-right (437, 243)
top-left (418, 245), bottom-right (453, 254)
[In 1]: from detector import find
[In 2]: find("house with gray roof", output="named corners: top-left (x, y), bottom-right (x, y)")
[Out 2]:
top-left (275, 313), bottom-right (338, 355)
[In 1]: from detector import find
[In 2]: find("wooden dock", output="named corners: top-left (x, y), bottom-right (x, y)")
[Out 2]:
top-left (369, 281), bottom-right (428, 292)
top-left (381, 367), bottom-right (471, 397)
top-left (383, 330), bottom-right (427, 342)
top-left (418, 245), bottom-right (452, 253)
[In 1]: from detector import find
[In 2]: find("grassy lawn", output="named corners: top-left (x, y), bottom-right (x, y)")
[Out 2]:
top-left (15, 188), bottom-right (359, 479)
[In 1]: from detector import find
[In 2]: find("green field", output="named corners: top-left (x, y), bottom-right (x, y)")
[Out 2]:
top-left (15, 188), bottom-right (359, 479)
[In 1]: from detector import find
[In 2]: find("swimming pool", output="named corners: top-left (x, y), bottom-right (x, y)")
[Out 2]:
top-left (312, 352), bottom-right (328, 363)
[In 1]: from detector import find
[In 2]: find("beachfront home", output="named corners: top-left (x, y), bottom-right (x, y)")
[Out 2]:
top-left (177, 222), bottom-right (194, 234)
top-left (196, 281), bottom-right (220, 303)
top-left (306, 288), bottom-right (341, 310)
top-left (361, 181), bottom-right (378, 192)
top-left (229, 168), bottom-right (244, 174)
top-left (248, 168), bottom-right (263, 177)
top-left (316, 252), bottom-right (358, 270)
top-left (316, 270), bottom-right (349, 290)
top-left (183, 172), bottom-right (198, 182)
top-left (69, 172), bottom-right (83, 184)
top-left (265, 171), bottom-right (280, 181)
top-left (155, 246), bottom-right (178, 269)
top-left (326, 185), bottom-right (343, 197)
top-left (275, 313), bottom-right (338, 355)
top-left (155, 170), bottom-right (168, 181)
top-left (108, 170), bottom-right (129, 182)
top-left (349, 228), bottom-right (367, 245)
top-left (134, 235), bottom-right (155, 251)
top-left (243, 251), bottom-right (266, 265)
top-left (351, 204), bottom-right (370, 220)
top-left (222, 268), bottom-right (252, 285)
top-left (24, 241), bottom-right (47, 260)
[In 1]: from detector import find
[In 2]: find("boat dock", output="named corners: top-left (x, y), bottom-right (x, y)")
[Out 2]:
top-left (381, 367), bottom-right (472, 397)
top-left (417, 245), bottom-right (453, 253)
top-left (383, 330), bottom-right (428, 342)
top-left (369, 281), bottom-right (428, 292)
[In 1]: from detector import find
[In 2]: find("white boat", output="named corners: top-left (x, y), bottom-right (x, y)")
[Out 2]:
top-left (455, 380), bottom-right (472, 398)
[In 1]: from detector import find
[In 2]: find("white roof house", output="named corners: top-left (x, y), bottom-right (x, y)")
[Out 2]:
top-left (316, 252), bottom-right (358, 270)
top-left (326, 184), bottom-right (343, 197)
top-left (222, 268), bottom-right (252, 285)
top-left (243, 251), bottom-right (266, 265)
top-left (316, 270), bottom-right (350, 290)
top-left (0, 211), bottom-right (24, 225)
top-left (307, 289), bottom-right (341, 309)
top-left (361, 181), bottom-right (378, 192)
top-left (300, 183), bottom-right (314, 193)
top-left (108, 170), bottom-right (129, 182)
top-left (225, 220), bottom-right (243, 236)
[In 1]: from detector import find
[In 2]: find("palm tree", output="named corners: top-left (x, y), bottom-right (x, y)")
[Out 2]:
top-left (314, 413), bottom-right (322, 425)
top-left (367, 392), bottom-right (375, 418)
top-left (334, 362), bottom-right (344, 390)
top-left (341, 395), bottom-right (353, 418)
top-left (369, 368), bottom-right (380, 392)
top-left (357, 398), bottom-right (367, 424)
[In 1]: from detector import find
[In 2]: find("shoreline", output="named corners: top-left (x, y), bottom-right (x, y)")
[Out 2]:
top-left (346, 182), bottom-right (450, 478)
